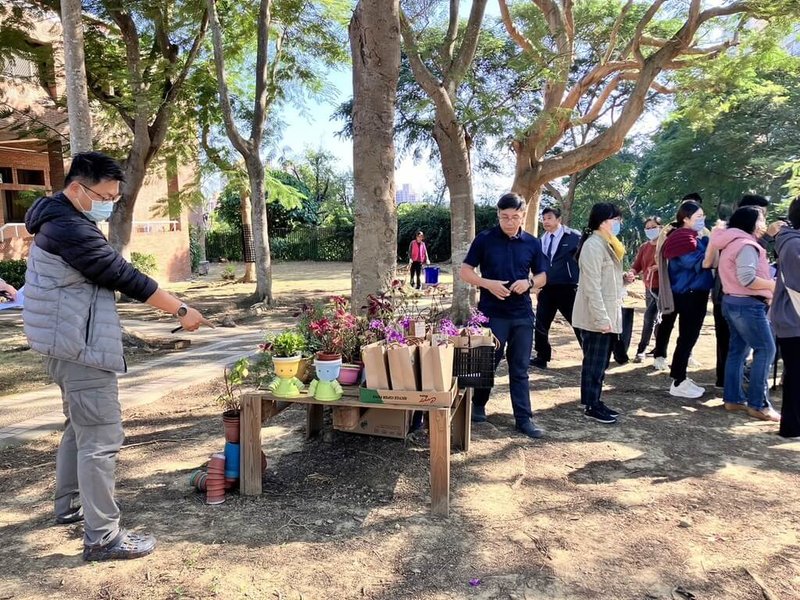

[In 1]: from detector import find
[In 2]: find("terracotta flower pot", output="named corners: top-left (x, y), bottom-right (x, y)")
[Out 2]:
top-left (222, 411), bottom-right (240, 444)
top-left (209, 452), bottom-right (226, 471)
top-left (206, 492), bottom-right (226, 505)
top-left (224, 477), bottom-right (238, 490)
top-left (316, 351), bottom-right (342, 362)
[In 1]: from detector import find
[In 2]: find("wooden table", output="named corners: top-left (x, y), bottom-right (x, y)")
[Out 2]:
top-left (239, 386), bottom-right (472, 517)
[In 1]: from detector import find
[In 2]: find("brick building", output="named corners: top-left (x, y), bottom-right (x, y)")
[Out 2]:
top-left (0, 14), bottom-right (194, 282)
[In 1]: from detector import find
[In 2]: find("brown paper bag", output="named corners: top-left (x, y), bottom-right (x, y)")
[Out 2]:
top-left (386, 343), bottom-right (420, 391)
top-left (450, 327), bottom-right (495, 349)
top-left (420, 341), bottom-right (455, 392)
top-left (361, 341), bottom-right (391, 390)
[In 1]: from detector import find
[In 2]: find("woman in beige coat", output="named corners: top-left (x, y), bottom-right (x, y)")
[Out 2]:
top-left (573, 202), bottom-right (633, 423)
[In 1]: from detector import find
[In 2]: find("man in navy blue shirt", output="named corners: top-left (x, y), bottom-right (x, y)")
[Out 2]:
top-left (531, 206), bottom-right (582, 369)
top-left (460, 193), bottom-right (548, 438)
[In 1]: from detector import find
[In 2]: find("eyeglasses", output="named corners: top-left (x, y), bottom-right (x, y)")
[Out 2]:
top-left (79, 183), bottom-right (122, 203)
top-left (499, 214), bottom-right (524, 223)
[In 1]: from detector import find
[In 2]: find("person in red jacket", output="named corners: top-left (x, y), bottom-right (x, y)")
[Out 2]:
top-left (408, 230), bottom-right (430, 289)
top-left (629, 217), bottom-right (662, 362)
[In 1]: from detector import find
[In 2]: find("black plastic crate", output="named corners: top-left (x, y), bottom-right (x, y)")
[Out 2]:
top-left (452, 345), bottom-right (495, 389)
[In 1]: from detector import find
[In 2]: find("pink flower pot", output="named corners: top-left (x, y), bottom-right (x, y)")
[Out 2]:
top-left (337, 363), bottom-right (362, 386)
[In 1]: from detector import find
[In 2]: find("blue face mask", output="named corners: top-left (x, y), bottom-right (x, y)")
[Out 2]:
top-left (611, 221), bottom-right (621, 236)
top-left (83, 201), bottom-right (115, 222)
top-left (645, 228), bottom-right (660, 241)
top-left (692, 218), bottom-right (706, 232)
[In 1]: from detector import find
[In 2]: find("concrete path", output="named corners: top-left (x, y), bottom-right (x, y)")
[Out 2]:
top-left (0, 316), bottom-right (274, 448)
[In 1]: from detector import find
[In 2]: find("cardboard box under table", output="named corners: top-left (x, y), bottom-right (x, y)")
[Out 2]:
top-left (239, 380), bottom-right (471, 517)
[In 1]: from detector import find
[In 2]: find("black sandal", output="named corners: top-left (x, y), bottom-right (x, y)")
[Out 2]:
top-left (82, 529), bottom-right (156, 561)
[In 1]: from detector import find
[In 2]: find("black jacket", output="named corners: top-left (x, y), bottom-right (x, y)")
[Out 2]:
top-left (25, 193), bottom-right (158, 302)
top-left (542, 226), bottom-right (580, 286)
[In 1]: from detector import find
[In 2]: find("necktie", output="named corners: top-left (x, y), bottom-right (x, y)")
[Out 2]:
top-left (546, 234), bottom-right (554, 261)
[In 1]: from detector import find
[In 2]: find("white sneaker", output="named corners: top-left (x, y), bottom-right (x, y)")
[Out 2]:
top-left (633, 353), bottom-right (645, 363)
top-left (688, 355), bottom-right (702, 368)
top-left (684, 378), bottom-right (705, 395)
top-left (654, 357), bottom-right (669, 371)
top-left (670, 379), bottom-right (704, 399)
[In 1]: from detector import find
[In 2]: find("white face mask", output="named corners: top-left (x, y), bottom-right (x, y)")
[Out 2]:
top-left (645, 228), bottom-right (660, 241)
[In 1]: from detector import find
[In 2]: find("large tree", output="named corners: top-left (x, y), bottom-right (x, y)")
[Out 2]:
top-left (499, 0), bottom-right (785, 234)
top-left (80, 0), bottom-right (209, 254)
top-left (398, 0), bottom-right (488, 321)
top-left (349, 0), bottom-right (401, 310)
top-left (206, 0), bottom-right (347, 303)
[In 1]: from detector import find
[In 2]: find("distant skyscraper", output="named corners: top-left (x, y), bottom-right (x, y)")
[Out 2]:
top-left (395, 183), bottom-right (419, 205)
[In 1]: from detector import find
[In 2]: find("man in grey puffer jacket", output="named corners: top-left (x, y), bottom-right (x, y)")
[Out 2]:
top-left (24, 152), bottom-right (212, 561)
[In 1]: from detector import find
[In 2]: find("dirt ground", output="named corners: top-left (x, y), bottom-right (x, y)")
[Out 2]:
top-left (1, 265), bottom-right (798, 599)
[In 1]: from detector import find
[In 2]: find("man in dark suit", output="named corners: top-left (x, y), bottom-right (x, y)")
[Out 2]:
top-left (530, 207), bottom-right (582, 369)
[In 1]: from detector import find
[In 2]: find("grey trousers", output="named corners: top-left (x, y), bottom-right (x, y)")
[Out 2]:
top-left (45, 357), bottom-right (123, 547)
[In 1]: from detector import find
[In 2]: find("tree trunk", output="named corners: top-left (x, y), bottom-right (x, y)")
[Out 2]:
top-left (561, 175), bottom-right (580, 227)
top-left (511, 141), bottom-right (545, 235)
top-left (239, 190), bottom-right (256, 283)
top-left (109, 155), bottom-right (148, 258)
top-left (245, 155), bottom-right (271, 302)
top-left (433, 121), bottom-right (475, 323)
top-left (60, 0), bottom-right (93, 153)
top-left (349, 0), bottom-right (401, 310)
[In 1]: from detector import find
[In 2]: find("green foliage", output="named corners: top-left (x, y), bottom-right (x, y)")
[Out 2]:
top-left (206, 230), bottom-right (243, 261)
top-left (267, 331), bottom-right (306, 358)
top-left (637, 65), bottom-right (800, 217)
top-left (395, 204), bottom-right (499, 262)
top-left (0, 260), bottom-right (26, 289)
top-left (221, 265), bottom-right (237, 281)
top-left (188, 225), bottom-right (203, 272)
top-left (216, 358), bottom-right (251, 413)
top-left (130, 252), bottom-right (157, 276)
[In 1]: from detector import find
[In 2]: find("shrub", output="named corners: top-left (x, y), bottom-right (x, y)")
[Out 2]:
top-left (221, 265), bottom-right (236, 280)
top-left (188, 225), bottom-right (202, 272)
top-left (0, 260), bottom-right (26, 289)
top-left (131, 252), bottom-right (157, 275)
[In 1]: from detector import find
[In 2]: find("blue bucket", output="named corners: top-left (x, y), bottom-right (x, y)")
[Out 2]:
top-left (224, 442), bottom-right (240, 479)
top-left (424, 266), bottom-right (440, 285)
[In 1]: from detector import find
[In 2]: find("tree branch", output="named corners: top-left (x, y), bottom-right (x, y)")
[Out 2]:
top-left (543, 182), bottom-right (562, 204)
top-left (602, 0), bottom-right (633, 64)
top-left (206, 0), bottom-right (249, 155)
top-left (250, 0), bottom-right (273, 147)
top-left (399, 11), bottom-right (446, 100)
top-left (441, 0), bottom-right (459, 68)
top-left (443, 0), bottom-right (488, 93)
top-left (498, 0), bottom-right (536, 57)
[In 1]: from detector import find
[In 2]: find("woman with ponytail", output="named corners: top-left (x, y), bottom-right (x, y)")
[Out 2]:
top-left (572, 203), bottom-right (632, 424)
top-left (654, 200), bottom-right (714, 399)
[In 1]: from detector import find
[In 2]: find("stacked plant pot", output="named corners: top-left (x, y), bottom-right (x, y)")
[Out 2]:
top-left (206, 452), bottom-right (226, 505)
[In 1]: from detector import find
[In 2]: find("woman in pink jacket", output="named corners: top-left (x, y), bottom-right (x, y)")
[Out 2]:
top-left (708, 206), bottom-right (778, 422)
top-left (408, 230), bottom-right (429, 289)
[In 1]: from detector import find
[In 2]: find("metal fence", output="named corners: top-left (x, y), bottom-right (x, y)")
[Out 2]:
top-left (205, 226), bottom-right (354, 262)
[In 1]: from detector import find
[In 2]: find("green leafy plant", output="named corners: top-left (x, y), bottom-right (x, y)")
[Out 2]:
top-left (216, 358), bottom-right (250, 414)
top-left (0, 260), bottom-right (26, 289)
top-left (131, 252), bottom-right (158, 275)
top-left (265, 330), bottom-right (306, 358)
top-left (221, 265), bottom-right (236, 280)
